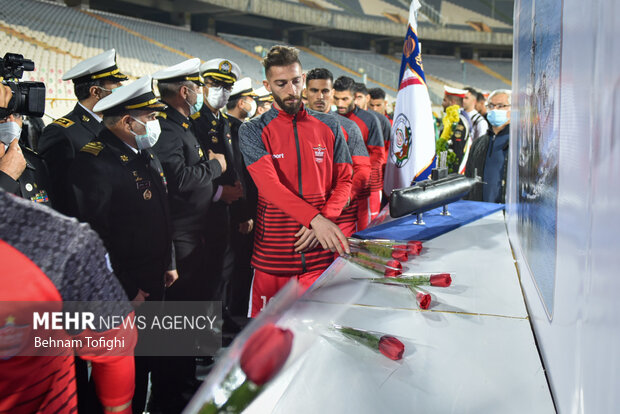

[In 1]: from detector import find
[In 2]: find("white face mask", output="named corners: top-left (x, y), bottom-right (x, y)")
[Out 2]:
top-left (131, 117), bottom-right (161, 150)
top-left (245, 99), bottom-right (257, 118)
top-left (207, 86), bottom-right (232, 109)
top-left (0, 121), bottom-right (21, 148)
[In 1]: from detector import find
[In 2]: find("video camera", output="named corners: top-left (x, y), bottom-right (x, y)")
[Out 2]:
top-left (0, 53), bottom-right (45, 118)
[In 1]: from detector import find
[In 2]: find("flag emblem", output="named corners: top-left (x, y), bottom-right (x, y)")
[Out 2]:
top-left (391, 113), bottom-right (413, 168)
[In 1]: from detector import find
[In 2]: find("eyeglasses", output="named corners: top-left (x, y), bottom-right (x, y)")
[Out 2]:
top-left (486, 103), bottom-right (511, 110)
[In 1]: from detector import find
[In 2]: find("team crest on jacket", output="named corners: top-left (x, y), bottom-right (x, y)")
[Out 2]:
top-left (313, 145), bottom-right (326, 163)
top-left (391, 113), bottom-right (412, 168)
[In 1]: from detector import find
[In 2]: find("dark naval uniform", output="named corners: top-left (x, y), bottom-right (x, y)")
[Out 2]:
top-left (38, 103), bottom-right (102, 215)
top-left (69, 128), bottom-right (174, 300)
top-left (152, 106), bottom-right (223, 301)
top-left (192, 107), bottom-right (242, 307)
top-left (0, 144), bottom-right (54, 206)
top-left (222, 114), bottom-right (258, 318)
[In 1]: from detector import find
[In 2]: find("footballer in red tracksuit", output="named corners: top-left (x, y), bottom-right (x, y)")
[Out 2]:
top-left (338, 106), bottom-right (385, 229)
top-left (239, 104), bottom-right (353, 316)
top-left (322, 112), bottom-right (371, 237)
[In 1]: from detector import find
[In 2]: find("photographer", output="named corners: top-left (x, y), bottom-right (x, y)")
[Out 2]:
top-left (0, 111), bottom-right (53, 205)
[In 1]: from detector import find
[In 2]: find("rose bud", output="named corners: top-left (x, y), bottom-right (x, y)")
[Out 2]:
top-left (384, 259), bottom-right (402, 277)
top-left (391, 245), bottom-right (409, 261)
top-left (430, 273), bottom-right (452, 287)
top-left (240, 323), bottom-right (294, 385)
top-left (407, 240), bottom-right (423, 255)
top-left (378, 335), bottom-right (405, 360)
top-left (416, 292), bottom-right (431, 309)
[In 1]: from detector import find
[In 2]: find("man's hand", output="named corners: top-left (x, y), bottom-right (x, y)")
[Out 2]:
top-left (164, 269), bottom-right (179, 288)
top-left (238, 218), bottom-right (253, 235)
top-left (309, 215), bottom-right (350, 255)
top-left (0, 140), bottom-right (26, 180)
top-left (294, 225), bottom-right (319, 253)
top-left (0, 84), bottom-right (11, 108)
top-left (131, 289), bottom-right (150, 308)
top-left (208, 149), bottom-right (227, 173)
top-left (220, 181), bottom-right (243, 204)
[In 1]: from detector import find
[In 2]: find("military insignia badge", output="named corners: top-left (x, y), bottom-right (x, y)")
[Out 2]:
top-left (219, 61), bottom-right (232, 73)
top-left (25, 183), bottom-right (33, 192)
top-left (182, 122), bottom-right (189, 129)
top-left (82, 115), bottom-right (90, 122)
top-left (143, 189), bottom-right (152, 200)
top-left (211, 120), bottom-right (217, 126)
top-left (198, 148), bottom-right (204, 158)
top-left (53, 117), bottom-right (75, 128)
top-left (80, 141), bottom-right (104, 156)
top-left (211, 136), bottom-right (219, 144)
top-left (120, 155), bottom-right (129, 162)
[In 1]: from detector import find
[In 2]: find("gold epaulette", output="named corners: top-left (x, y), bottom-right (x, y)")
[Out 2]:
top-left (52, 117), bottom-right (75, 128)
top-left (158, 111), bottom-right (168, 119)
top-left (190, 111), bottom-right (201, 120)
top-left (80, 141), bottom-right (105, 156)
top-left (221, 111), bottom-right (228, 119)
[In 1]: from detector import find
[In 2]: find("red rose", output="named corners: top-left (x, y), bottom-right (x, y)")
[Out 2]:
top-left (407, 240), bottom-right (423, 255)
top-left (384, 259), bottom-right (402, 277)
top-left (430, 273), bottom-right (452, 287)
top-left (391, 245), bottom-right (409, 261)
top-left (416, 292), bottom-right (431, 309)
top-left (240, 323), bottom-right (294, 385)
top-left (378, 335), bottom-right (405, 360)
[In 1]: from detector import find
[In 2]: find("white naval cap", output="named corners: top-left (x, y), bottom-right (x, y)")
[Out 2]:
top-left (93, 75), bottom-right (165, 115)
top-left (62, 49), bottom-right (128, 83)
top-left (152, 58), bottom-right (204, 85)
top-left (200, 59), bottom-right (241, 84)
top-left (230, 77), bottom-right (257, 99)
top-left (254, 86), bottom-right (274, 102)
top-left (443, 85), bottom-right (467, 98)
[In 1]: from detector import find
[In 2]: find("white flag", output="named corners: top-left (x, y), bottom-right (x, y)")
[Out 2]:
top-left (383, 0), bottom-right (436, 194)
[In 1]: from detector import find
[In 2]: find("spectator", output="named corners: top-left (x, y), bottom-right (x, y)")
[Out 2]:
top-left (464, 87), bottom-right (490, 140)
top-left (465, 89), bottom-right (512, 203)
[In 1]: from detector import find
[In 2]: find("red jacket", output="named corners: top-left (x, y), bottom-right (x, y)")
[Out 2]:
top-left (341, 107), bottom-right (385, 193)
top-left (239, 105), bottom-right (353, 275)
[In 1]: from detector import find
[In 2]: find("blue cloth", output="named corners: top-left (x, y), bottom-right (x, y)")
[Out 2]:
top-left (354, 200), bottom-right (504, 241)
top-left (482, 128), bottom-right (510, 203)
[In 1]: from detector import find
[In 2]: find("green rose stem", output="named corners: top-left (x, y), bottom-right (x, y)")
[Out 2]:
top-left (198, 372), bottom-right (262, 414)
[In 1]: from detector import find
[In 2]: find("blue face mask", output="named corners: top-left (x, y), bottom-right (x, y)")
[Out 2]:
top-left (186, 87), bottom-right (204, 115)
top-left (487, 109), bottom-right (509, 127)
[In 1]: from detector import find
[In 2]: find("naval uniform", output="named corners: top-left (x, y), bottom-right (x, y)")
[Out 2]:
top-left (69, 128), bottom-right (174, 300)
top-left (38, 103), bottom-right (102, 215)
top-left (152, 106), bottom-right (223, 301)
top-left (192, 107), bottom-right (242, 310)
top-left (0, 143), bottom-right (54, 206)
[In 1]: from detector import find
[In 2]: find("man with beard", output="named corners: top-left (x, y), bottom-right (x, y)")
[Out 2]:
top-left (239, 46), bottom-right (352, 317)
top-left (38, 49), bottom-right (127, 215)
top-left (333, 76), bottom-right (385, 229)
top-left (305, 68), bottom-right (370, 237)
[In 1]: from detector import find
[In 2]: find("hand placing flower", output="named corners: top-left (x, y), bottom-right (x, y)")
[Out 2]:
top-left (334, 325), bottom-right (405, 361)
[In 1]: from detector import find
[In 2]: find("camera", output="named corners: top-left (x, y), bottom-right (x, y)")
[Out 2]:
top-left (0, 53), bottom-right (46, 118)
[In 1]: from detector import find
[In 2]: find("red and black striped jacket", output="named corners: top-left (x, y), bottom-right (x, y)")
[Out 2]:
top-left (340, 107), bottom-right (385, 193)
top-left (239, 105), bottom-right (353, 275)
top-left (325, 112), bottom-right (370, 229)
